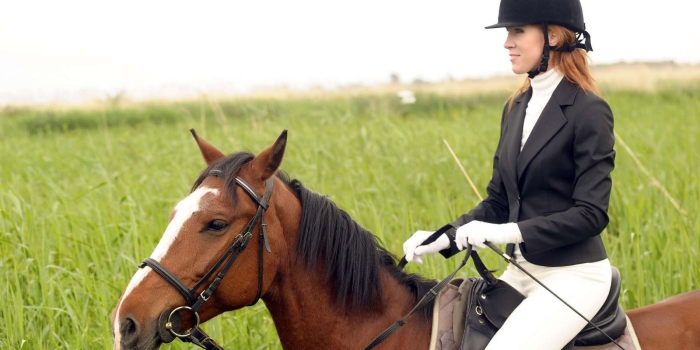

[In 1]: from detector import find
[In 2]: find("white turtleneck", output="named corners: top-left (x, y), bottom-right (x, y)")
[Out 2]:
top-left (521, 68), bottom-right (565, 151)
top-left (512, 68), bottom-right (565, 261)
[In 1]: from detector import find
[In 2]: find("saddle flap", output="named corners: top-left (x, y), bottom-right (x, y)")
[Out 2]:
top-left (478, 280), bottom-right (525, 328)
top-left (461, 278), bottom-right (497, 350)
top-left (575, 305), bottom-right (628, 346)
top-left (588, 267), bottom-right (622, 328)
top-left (574, 267), bottom-right (627, 346)
top-left (454, 277), bottom-right (526, 350)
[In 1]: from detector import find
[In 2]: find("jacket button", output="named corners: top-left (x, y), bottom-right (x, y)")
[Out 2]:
top-left (517, 196), bottom-right (521, 204)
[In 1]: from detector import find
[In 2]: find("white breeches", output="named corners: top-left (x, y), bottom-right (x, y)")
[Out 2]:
top-left (485, 258), bottom-right (612, 350)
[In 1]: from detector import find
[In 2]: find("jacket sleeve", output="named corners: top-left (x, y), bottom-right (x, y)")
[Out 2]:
top-left (439, 104), bottom-right (511, 258)
top-left (517, 98), bottom-right (615, 255)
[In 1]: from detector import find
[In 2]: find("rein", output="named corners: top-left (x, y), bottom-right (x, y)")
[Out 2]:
top-left (138, 174), bottom-right (274, 350)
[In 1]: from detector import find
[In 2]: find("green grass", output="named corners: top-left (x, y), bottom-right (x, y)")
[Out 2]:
top-left (1, 86), bottom-right (699, 349)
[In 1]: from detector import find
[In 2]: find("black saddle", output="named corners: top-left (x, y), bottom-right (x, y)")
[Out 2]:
top-left (458, 264), bottom-right (627, 350)
top-left (573, 266), bottom-right (627, 346)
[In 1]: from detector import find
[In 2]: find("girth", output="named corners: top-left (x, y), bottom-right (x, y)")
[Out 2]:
top-left (138, 174), bottom-right (274, 349)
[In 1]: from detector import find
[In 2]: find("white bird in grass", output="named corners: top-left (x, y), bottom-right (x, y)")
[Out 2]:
top-left (397, 90), bottom-right (416, 104)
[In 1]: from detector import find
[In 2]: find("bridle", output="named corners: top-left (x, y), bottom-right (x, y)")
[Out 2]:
top-left (138, 171), bottom-right (274, 350)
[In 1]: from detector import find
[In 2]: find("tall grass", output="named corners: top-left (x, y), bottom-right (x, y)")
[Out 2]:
top-left (0, 86), bottom-right (698, 349)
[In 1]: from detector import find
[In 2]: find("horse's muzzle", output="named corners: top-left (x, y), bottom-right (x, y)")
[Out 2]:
top-left (117, 315), bottom-right (162, 350)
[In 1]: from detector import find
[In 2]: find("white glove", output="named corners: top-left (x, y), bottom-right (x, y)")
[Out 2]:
top-left (403, 230), bottom-right (450, 265)
top-left (455, 221), bottom-right (523, 250)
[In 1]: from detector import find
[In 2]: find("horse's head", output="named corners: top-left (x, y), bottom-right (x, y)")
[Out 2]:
top-left (111, 130), bottom-right (294, 350)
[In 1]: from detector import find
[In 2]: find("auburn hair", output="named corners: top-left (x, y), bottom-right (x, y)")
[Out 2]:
top-left (506, 24), bottom-right (601, 114)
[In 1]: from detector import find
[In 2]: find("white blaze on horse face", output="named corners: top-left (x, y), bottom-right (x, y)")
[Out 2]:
top-left (113, 186), bottom-right (219, 349)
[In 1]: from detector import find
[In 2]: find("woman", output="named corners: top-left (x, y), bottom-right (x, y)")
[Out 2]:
top-left (403, 0), bottom-right (615, 349)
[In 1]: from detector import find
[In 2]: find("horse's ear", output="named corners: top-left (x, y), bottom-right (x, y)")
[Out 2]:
top-left (190, 129), bottom-right (225, 165)
top-left (250, 130), bottom-right (287, 181)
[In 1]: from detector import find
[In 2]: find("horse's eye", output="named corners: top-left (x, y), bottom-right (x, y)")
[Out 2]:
top-left (204, 220), bottom-right (229, 232)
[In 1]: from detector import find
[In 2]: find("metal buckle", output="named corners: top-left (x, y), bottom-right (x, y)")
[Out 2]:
top-left (166, 306), bottom-right (201, 338)
top-left (200, 290), bottom-right (210, 302)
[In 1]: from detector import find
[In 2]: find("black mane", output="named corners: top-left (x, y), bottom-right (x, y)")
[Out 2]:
top-left (192, 152), bottom-right (437, 317)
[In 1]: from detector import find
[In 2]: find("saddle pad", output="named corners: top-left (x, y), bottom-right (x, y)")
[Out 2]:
top-left (429, 282), bottom-right (461, 350)
top-left (573, 316), bottom-right (642, 350)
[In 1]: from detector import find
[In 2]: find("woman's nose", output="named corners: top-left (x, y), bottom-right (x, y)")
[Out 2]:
top-left (504, 38), bottom-right (515, 49)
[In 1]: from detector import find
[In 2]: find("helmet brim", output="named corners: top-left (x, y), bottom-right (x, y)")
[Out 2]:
top-left (485, 21), bottom-right (531, 29)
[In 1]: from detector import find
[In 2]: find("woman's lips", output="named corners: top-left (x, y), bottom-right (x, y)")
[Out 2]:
top-left (510, 55), bottom-right (519, 62)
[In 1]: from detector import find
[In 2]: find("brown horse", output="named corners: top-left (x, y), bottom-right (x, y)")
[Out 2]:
top-left (111, 130), bottom-right (700, 350)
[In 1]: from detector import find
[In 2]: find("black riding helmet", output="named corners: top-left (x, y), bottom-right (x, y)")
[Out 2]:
top-left (486, 0), bottom-right (593, 78)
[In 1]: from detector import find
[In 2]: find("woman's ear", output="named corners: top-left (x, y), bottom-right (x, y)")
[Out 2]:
top-left (549, 30), bottom-right (560, 47)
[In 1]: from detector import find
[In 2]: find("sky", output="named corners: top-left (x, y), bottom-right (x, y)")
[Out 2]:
top-left (1, 0), bottom-right (699, 104)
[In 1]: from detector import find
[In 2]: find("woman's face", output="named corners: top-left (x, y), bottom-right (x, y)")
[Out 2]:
top-left (504, 25), bottom-right (546, 74)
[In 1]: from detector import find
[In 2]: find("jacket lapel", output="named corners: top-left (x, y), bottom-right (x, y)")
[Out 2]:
top-left (516, 79), bottom-right (578, 181)
top-left (503, 88), bottom-right (531, 191)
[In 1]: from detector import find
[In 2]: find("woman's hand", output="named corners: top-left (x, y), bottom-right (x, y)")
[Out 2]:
top-left (455, 221), bottom-right (522, 249)
top-left (403, 230), bottom-right (450, 265)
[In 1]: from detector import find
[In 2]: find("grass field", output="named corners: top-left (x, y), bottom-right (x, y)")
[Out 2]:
top-left (1, 80), bottom-right (699, 349)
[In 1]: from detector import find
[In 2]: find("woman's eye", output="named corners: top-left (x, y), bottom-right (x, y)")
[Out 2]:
top-left (204, 220), bottom-right (229, 232)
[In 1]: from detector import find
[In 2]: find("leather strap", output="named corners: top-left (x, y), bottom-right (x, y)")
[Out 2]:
top-left (251, 215), bottom-right (266, 305)
top-left (191, 233), bottom-right (251, 313)
top-left (236, 177), bottom-right (270, 210)
top-left (470, 250), bottom-right (497, 285)
top-left (140, 258), bottom-right (196, 305)
top-left (190, 234), bottom-right (247, 296)
top-left (529, 22), bottom-right (552, 79)
top-left (182, 326), bottom-right (225, 350)
top-left (243, 177), bottom-right (273, 305)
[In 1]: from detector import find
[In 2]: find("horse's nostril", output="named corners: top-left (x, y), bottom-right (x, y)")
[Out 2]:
top-left (120, 317), bottom-right (139, 345)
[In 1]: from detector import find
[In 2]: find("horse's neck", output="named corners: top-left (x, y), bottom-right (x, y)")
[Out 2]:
top-left (264, 266), bottom-right (432, 349)
top-left (262, 185), bottom-right (432, 349)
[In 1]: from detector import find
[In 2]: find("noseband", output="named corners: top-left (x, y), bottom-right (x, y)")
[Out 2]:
top-left (138, 173), bottom-right (274, 350)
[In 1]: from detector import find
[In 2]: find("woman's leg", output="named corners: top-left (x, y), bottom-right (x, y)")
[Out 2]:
top-left (485, 260), bottom-right (612, 350)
